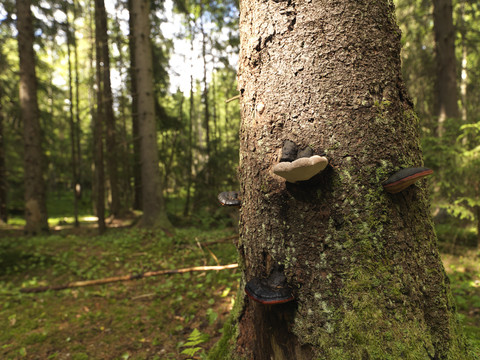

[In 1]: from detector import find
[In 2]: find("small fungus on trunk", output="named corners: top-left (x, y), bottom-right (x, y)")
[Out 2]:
top-left (217, 191), bottom-right (241, 207)
top-left (382, 167), bottom-right (433, 193)
top-left (245, 268), bottom-right (294, 305)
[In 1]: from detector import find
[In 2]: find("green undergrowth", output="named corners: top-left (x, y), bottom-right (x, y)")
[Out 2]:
top-left (0, 226), bottom-right (240, 360)
top-left (442, 247), bottom-right (480, 357)
top-left (1, 225), bottom-right (479, 359)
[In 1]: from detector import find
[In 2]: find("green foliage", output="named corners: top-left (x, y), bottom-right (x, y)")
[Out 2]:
top-left (181, 328), bottom-right (210, 358)
top-left (423, 119), bottom-right (480, 246)
top-left (395, 0), bottom-right (480, 247)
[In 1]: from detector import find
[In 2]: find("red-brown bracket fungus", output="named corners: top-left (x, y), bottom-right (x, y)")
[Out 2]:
top-left (217, 191), bottom-right (241, 207)
top-left (382, 167), bottom-right (433, 194)
top-left (273, 155), bottom-right (328, 183)
top-left (245, 268), bottom-right (294, 305)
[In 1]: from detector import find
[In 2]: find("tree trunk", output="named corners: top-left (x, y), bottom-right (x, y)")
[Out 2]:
top-left (130, 0), bottom-right (172, 230)
top-left (183, 38), bottom-right (194, 218)
top-left (95, 0), bottom-right (120, 217)
top-left (64, 3), bottom-right (79, 227)
top-left (128, 0), bottom-right (142, 211)
top-left (211, 1), bottom-right (470, 359)
top-left (433, 0), bottom-right (459, 137)
top-left (73, 0), bottom-right (83, 201)
top-left (459, 0), bottom-right (468, 139)
top-left (113, 11), bottom-right (132, 211)
top-left (94, 0), bottom-right (106, 233)
top-left (200, 5), bottom-right (210, 160)
top-left (16, 0), bottom-right (49, 234)
top-left (0, 87), bottom-right (6, 223)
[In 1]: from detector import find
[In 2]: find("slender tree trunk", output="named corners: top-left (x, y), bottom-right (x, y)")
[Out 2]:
top-left (211, 0), bottom-right (469, 358)
top-left (64, 3), bottom-right (79, 227)
top-left (95, 0), bottom-right (120, 217)
top-left (94, 0), bottom-right (106, 233)
top-left (223, 83), bottom-right (230, 148)
top-left (16, 0), bottom-right (49, 234)
top-left (192, 8), bottom-right (216, 212)
top-left (200, 6), bottom-right (210, 160)
top-left (114, 11), bottom-right (132, 211)
top-left (73, 0), bottom-right (83, 201)
top-left (128, 0), bottom-right (142, 211)
top-left (212, 69), bottom-right (219, 153)
top-left (459, 0), bottom-right (468, 142)
top-left (130, 0), bottom-right (172, 230)
top-left (476, 206), bottom-right (480, 249)
top-left (87, 0), bottom-right (98, 215)
top-left (433, 0), bottom-right (459, 137)
top-left (163, 96), bottom-right (183, 190)
top-left (0, 88), bottom-right (6, 223)
top-left (183, 39), bottom-right (194, 217)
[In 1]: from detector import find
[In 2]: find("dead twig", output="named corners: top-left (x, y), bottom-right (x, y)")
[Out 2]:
top-left (225, 94), bottom-right (241, 103)
top-left (20, 264), bottom-right (239, 294)
top-left (131, 293), bottom-right (156, 300)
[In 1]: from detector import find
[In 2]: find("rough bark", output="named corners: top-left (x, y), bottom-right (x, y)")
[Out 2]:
top-left (130, 0), bottom-right (172, 230)
top-left (433, 0), bottom-right (459, 137)
top-left (16, 0), bottom-right (49, 234)
top-left (211, 0), bottom-right (470, 359)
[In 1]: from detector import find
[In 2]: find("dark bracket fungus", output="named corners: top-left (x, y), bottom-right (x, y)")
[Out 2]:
top-left (297, 147), bottom-right (313, 159)
top-left (382, 167), bottom-right (433, 194)
top-left (217, 191), bottom-right (241, 207)
top-left (245, 268), bottom-right (294, 305)
top-left (280, 140), bottom-right (298, 163)
top-left (273, 155), bottom-right (328, 183)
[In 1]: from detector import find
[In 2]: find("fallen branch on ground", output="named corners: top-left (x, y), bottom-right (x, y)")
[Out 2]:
top-left (20, 263), bottom-right (239, 294)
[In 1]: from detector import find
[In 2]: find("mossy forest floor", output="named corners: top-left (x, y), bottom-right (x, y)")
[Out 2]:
top-left (1, 219), bottom-right (480, 359)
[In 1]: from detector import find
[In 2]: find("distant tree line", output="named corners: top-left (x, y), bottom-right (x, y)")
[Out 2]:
top-left (0, 0), bottom-right (239, 233)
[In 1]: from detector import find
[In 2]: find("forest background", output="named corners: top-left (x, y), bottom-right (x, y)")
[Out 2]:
top-left (1, 0), bottom-right (480, 359)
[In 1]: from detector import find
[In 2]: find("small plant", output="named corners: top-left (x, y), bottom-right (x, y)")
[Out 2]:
top-left (180, 328), bottom-right (210, 359)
